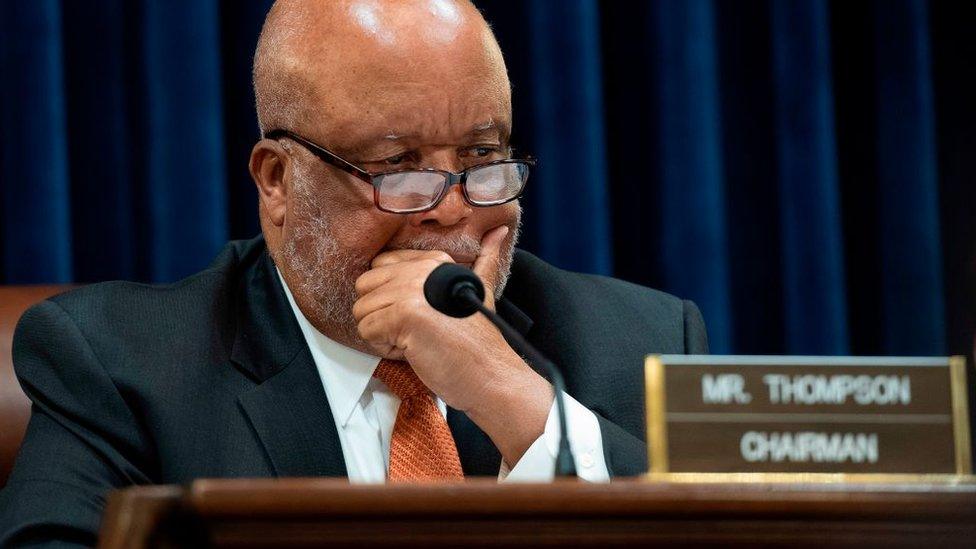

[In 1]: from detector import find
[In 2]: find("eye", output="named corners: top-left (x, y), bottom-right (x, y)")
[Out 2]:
top-left (383, 152), bottom-right (410, 165)
top-left (462, 145), bottom-right (500, 159)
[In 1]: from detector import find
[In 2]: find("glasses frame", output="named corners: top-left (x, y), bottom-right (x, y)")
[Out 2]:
top-left (263, 129), bottom-right (535, 214)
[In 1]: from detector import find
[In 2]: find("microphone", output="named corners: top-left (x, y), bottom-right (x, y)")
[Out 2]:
top-left (424, 263), bottom-right (578, 478)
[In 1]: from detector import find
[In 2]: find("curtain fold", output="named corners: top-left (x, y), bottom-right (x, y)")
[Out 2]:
top-left (0, 0), bottom-right (970, 358)
top-left (649, 0), bottom-right (732, 353)
top-left (522, 0), bottom-right (612, 275)
top-left (62, 0), bottom-right (136, 281)
top-left (873, 0), bottom-right (945, 355)
top-left (0, 1), bottom-right (72, 283)
top-left (142, 1), bottom-right (228, 282)
top-left (770, 0), bottom-right (849, 354)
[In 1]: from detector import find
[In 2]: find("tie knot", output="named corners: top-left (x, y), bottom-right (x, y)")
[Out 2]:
top-left (373, 359), bottom-right (430, 400)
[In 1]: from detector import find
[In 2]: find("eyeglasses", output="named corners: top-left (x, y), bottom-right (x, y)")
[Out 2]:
top-left (263, 129), bottom-right (535, 214)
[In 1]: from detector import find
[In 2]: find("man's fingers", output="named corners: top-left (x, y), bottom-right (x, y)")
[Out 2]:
top-left (357, 257), bottom-right (448, 297)
top-left (472, 225), bottom-right (509, 283)
top-left (357, 306), bottom-right (405, 360)
top-left (371, 248), bottom-right (454, 268)
top-left (355, 264), bottom-right (401, 296)
top-left (352, 289), bottom-right (399, 322)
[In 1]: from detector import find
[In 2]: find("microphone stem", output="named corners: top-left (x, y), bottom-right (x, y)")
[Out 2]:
top-left (460, 291), bottom-right (578, 478)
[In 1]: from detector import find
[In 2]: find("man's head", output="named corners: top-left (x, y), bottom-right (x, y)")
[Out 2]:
top-left (249, 0), bottom-right (522, 351)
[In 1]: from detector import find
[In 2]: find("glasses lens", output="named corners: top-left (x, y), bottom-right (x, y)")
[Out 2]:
top-left (465, 162), bottom-right (529, 205)
top-left (375, 171), bottom-right (446, 212)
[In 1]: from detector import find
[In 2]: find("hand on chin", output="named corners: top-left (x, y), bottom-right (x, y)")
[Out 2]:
top-left (351, 225), bottom-right (516, 405)
top-left (351, 224), bottom-right (552, 464)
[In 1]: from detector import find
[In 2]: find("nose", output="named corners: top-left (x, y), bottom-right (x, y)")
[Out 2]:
top-left (410, 183), bottom-right (472, 227)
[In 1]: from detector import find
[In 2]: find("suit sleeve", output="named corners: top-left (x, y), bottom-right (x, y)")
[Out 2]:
top-left (0, 300), bottom-right (154, 548)
top-left (683, 300), bottom-right (709, 354)
top-left (595, 299), bottom-right (710, 477)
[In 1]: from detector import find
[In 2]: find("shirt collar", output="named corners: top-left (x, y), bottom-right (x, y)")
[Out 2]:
top-left (275, 268), bottom-right (380, 428)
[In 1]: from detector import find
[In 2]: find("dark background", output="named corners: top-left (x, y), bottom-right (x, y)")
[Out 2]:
top-left (0, 0), bottom-right (973, 362)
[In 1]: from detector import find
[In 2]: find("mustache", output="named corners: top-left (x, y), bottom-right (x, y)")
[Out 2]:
top-left (384, 232), bottom-right (482, 258)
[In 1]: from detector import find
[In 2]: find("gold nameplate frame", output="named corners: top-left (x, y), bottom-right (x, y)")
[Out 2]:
top-left (644, 355), bottom-right (972, 480)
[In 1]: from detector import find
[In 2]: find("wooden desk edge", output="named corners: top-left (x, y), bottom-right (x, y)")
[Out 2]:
top-left (184, 477), bottom-right (976, 517)
top-left (96, 478), bottom-right (976, 548)
top-left (98, 485), bottom-right (182, 549)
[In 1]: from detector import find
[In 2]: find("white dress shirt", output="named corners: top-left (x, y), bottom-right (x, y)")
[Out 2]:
top-left (276, 269), bottom-right (610, 483)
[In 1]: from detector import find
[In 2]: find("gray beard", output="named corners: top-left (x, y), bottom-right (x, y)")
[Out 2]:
top-left (273, 156), bottom-right (520, 348)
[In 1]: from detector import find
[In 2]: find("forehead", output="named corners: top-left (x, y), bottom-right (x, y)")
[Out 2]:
top-left (294, 15), bottom-right (512, 149)
top-left (328, 81), bottom-right (511, 149)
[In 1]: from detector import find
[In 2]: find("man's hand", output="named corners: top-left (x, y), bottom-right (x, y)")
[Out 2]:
top-left (352, 225), bottom-right (552, 465)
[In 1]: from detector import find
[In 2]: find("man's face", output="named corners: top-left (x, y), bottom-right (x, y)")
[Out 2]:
top-left (274, 47), bottom-right (521, 348)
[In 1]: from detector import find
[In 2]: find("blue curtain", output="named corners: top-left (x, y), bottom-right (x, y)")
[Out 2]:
top-left (648, 0), bottom-right (733, 354)
top-left (1, 0), bottom-right (972, 360)
top-left (872, 1), bottom-right (945, 355)
top-left (141, 2), bottom-right (228, 282)
top-left (0, 1), bottom-right (71, 282)
top-left (521, 0), bottom-right (612, 275)
top-left (770, 0), bottom-right (849, 355)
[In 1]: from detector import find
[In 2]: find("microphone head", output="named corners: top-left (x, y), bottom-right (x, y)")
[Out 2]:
top-left (424, 263), bottom-right (486, 318)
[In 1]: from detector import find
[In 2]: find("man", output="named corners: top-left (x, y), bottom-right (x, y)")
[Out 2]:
top-left (0, 0), bottom-right (707, 545)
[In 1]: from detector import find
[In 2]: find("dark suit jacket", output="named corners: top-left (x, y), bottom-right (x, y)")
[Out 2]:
top-left (0, 236), bottom-right (707, 546)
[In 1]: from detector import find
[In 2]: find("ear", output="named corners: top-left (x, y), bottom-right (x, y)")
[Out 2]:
top-left (249, 139), bottom-right (290, 227)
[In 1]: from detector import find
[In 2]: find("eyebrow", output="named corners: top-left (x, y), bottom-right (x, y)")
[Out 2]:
top-left (382, 119), bottom-right (499, 141)
top-left (472, 118), bottom-right (496, 132)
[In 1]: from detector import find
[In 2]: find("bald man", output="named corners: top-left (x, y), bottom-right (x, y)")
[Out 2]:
top-left (0, 1), bottom-right (707, 545)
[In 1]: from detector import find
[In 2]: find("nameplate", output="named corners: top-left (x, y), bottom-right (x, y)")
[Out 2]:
top-left (644, 355), bottom-right (971, 475)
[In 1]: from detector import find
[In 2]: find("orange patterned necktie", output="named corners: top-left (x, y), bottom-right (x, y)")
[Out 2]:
top-left (373, 359), bottom-right (465, 481)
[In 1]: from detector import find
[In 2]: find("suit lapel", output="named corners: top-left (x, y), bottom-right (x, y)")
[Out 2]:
top-left (230, 248), bottom-right (346, 477)
top-left (448, 408), bottom-right (501, 476)
top-left (238, 348), bottom-right (347, 477)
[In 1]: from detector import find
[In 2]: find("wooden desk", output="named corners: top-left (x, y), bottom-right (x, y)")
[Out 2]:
top-left (99, 478), bottom-right (976, 547)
